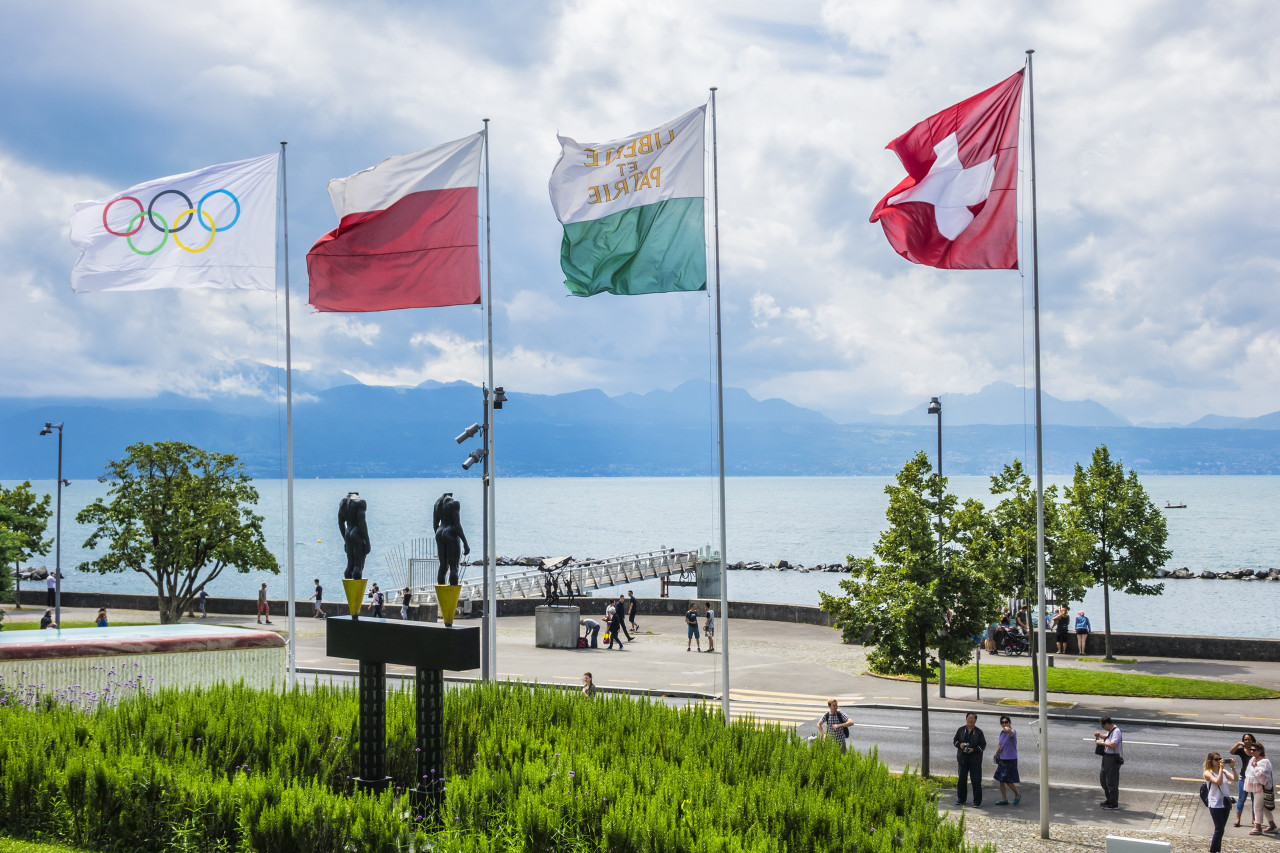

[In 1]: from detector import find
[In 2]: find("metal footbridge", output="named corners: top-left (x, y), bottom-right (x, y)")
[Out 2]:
top-left (384, 541), bottom-right (701, 606)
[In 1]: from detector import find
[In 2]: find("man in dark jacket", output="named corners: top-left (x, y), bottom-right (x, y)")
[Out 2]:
top-left (953, 712), bottom-right (987, 806)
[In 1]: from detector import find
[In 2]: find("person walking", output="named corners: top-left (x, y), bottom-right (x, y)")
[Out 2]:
top-left (627, 591), bottom-right (639, 632)
top-left (817, 699), bottom-right (853, 753)
top-left (581, 672), bottom-right (596, 697)
top-left (95, 608), bottom-right (108, 628)
top-left (1231, 733), bottom-right (1258, 826)
top-left (607, 604), bottom-right (626, 650)
top-left (580, 618), bottom-right (601, 648)
top-left (1204, 751), bottom-right (1238, 852)
top-left (1244, 742), bottom-right (1277, 834)
top-left (703, 604), bottom-right (715, 653)
top-left (309, 579), bottom-right (325, 618)
top-left (993, 715), bottom-right (1021, 805)
top-left (1075, 610), bottom-right (1091, 654)
top-left (953, 712), bottom-right (986, 807)
top-left (197, 588), bottom-right (208, 618)
top-left (257, 583), bottom-right (272, 624)
top-left (400, 587), bottom-right (412, 620)
top-left (1094, 716), bottom-right (1123, 809)
top-left (614, 595), bottom-right (634, 642)
top-left (685, 603), bottom-right (701, 652)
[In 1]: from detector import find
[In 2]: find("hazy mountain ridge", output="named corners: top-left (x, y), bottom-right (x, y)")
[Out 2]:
top-left (2, 379), bottom-right (1278, 480)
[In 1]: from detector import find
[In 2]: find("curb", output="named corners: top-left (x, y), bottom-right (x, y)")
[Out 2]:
top-left (852, 703), bottom-right (1280, 737)
top-left (295, 667), bottom-right (709, 701)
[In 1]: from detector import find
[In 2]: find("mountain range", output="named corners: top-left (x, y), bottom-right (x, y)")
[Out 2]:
top-left (2, 378), bottom-right (1278, 479)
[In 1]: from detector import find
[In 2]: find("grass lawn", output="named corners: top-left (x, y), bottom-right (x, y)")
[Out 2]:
top-left (0, 621), bottom-right (150, 632)
top-left (0, 835), bottom-right (94, 853)
top-left (929, 663), bottom-right (1279, 699)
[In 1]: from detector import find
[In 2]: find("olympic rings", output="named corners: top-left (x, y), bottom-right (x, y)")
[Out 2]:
top-left (171, 209), bottom-right (216, 253)
top-left (103, 188), bottom-right (240, 255)
top-left (125, 211), bottom-right (168, 256)
top-left (148, 189), bottom-right (194, 233)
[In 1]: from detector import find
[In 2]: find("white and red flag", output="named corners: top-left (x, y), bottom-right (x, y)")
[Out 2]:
top-left (307, 133), bottom-right (484, 312)
top-left (870, 70), bottom-right (1023, 270)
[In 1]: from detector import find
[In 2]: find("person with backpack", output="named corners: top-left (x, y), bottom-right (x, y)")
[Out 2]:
top-left (685, 604), bottom-right (701, 652)
top-left (1203, 751), bottom-right (1237, 851)
top-left (817, 699), bottom-right (853, 753)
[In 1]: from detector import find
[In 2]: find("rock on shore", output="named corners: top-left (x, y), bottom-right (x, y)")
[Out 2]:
top-left (1160, 566), bottom-right (1280, 581)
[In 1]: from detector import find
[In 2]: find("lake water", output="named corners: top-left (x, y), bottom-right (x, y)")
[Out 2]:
top-left (19, 475), bottom-right (1280, 637)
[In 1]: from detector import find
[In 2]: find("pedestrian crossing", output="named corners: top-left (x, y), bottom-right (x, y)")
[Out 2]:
top-left (717, 688), bottom-right (866, 729)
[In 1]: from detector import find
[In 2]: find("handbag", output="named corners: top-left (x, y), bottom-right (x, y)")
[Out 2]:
top-left (1095, 744), bottom-right (1107, 756)
top-left (1266, 786), bottom-right (1275, 812)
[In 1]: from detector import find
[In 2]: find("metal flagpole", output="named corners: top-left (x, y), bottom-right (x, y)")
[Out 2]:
top-left (280, 141), bottom-right (297, 689)
top-left (482, 120), bottom-right (498, 681)
top-left (708, 88), bottom-right (730, 721)
top-left (1024, 50), bottom-right (1050, 840)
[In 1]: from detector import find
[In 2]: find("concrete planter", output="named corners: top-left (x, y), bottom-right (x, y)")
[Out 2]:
top-left (534, 605), bottom-right (581, 649)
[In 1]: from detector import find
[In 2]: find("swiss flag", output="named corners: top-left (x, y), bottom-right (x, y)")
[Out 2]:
top-left (870, 70), bottom-right (1023, 270)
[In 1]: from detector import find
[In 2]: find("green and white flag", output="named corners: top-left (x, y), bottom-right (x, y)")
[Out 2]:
top-left (549, 106), bottom-right (706, 297)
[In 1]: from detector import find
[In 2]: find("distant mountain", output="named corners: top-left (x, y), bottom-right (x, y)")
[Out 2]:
top-left (875, 381), bottom-right (1130, 427)
top-left (1186, 411), bottom-right (1280, 430)
top-left (2, 378), bottom-right (1279, 479)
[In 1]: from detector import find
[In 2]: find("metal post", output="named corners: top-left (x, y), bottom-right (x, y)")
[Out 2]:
top-left (708, 88), bottom-right (730, 721)
top-left (356, 660), bottom-right (390, 793)
top-left (482, 120), bottom-right (498, 682)
top-left (280, 141), bottom-right (297, 688)
top-left (480, 385), bottom-right (490, 681)
top-left (54, 427), bottom-right (63, 628)
top-left (931, 396), bottom-right (944, 698)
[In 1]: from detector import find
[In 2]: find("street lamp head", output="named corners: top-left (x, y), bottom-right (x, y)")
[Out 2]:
top-left (61, 479), bottom-right (71, 487)
top-left (39, 425), bottom-right (52, 436)
top-left (493, 386), bottom-right (507, 409)
top-left (462, 449), bottom-right (486, 470)
top-left (927, 396), bottom-right (941, 415)
top-left (455, 423), bottom-right (481, 444)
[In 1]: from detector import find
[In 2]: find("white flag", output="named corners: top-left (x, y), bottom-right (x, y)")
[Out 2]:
top-left (69, 153), bottom-right (279, 292)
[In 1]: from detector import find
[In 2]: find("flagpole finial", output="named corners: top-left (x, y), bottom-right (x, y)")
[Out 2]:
top-left (1025, 48), bottom-right (1035, 55)
top-left (710, 86), bottom-right (718, 92)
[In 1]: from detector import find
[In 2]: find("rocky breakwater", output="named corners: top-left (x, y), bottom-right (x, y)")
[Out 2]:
top-left (726, 560), bottom-right (849, 573)
top-left (1160, 566), bottom-right (1280, 581)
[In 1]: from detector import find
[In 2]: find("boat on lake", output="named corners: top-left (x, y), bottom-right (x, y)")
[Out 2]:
top-left (1164, 501), bottom-right (1187, 509)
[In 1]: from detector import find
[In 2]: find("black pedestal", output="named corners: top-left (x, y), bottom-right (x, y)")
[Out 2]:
top-left (356, 661), bottom-right (392, 792)
top-left (412, 667), bottom-right (446, 810)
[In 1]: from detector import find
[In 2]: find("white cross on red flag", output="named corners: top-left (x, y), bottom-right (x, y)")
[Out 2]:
top-left (870, 70), bottom-right (1024, 270)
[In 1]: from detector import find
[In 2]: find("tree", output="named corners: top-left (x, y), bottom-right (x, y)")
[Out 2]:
top-left (1066, 445), bottom-right (1171, 660)
top-left (820, 452), bottom-right (999, 776)
top-left (987, 460), bottom-right (1091, 698)
top-left (0, 481), bottom-right (54, 605)
top-left (76, 441), bottom-right (278, 624)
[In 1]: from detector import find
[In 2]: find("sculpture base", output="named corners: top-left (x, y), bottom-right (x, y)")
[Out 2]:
top-left (534, 604), bottom-right (581, 649)
top-left (343, 578), bottom-right (368, 618)
top-left (355, 776), bottom-right (392, 794)
top-left (435, 584), bottom-right (462, 627)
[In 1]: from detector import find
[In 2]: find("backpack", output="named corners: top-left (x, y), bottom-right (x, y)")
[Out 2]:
top-left (1199, 782), bottom-right (1210, 807)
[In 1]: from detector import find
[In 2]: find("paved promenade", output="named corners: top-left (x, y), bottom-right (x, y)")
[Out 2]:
top-left (7, 602), bottom-right (1280, 851)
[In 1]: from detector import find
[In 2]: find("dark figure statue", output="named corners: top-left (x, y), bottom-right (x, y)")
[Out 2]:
top-left (339, 492), bottom-right (371, 580)
top-left (432, 493), bottom-right (469, 585)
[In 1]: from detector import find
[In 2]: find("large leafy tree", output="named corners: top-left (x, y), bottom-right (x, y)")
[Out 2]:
top-left (0, 481), bottom-right (54, 605)
top-left (1066, 445), bottom-right (1171, 660)
top-left (76, 441), bottom-right (278, 624)
top-left (987, 460), bottom-right (1091, 698)
top-left (820, 452), bottom-right (999, 776)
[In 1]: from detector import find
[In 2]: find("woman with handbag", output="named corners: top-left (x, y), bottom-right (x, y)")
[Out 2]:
top-left (992, 716), bottom-right (1021, 805)
top-left (1203, 752), bottom-right (1237, 852)
top-left (1244, 742), bottom-right (1278, 835)
top-left (1231, 733), bottom-right (1258, 826)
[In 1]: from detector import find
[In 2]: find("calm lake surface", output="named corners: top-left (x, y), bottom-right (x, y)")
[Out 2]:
top-left (21, 475), bottom-right (1280, 638)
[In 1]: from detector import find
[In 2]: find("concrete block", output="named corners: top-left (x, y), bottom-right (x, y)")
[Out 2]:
top-left (535, 605), bottom-right (581, 649)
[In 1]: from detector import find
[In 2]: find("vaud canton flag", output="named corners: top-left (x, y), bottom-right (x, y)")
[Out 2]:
top-left (870, 71), bottom-right (1023, 270)
top-left (549, 106), bottom-right (706, 296)
top-left (307, 133), bottom-right (484, 312)
top-left (69, 154), bottom-right (279, 292)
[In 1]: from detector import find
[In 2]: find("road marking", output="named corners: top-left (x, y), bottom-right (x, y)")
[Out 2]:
top-left (671, 682), bottom-right (704, 687)
top-left (1081, 737), bottom-right (1180, 747)
top-left (730, 687), bottom-right (838, 702)
top-left (1158, 711), bottom-right (1199, 717)
top-left (853, 723), bottom-right (910, 730)
top-left (1171, 777), bottom-right (1202, 783)
top-left (873, 696), bottom-right (910, 700)
top-left (610, 679), bottom-right (639, 684)
top-left (1241, 716), bottom-right (1280, 723)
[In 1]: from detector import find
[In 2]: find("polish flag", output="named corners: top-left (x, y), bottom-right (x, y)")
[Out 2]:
top-left (307, 133), bottom-right (484, 312)
top-left (870, 71), bottom-right (1023, 270)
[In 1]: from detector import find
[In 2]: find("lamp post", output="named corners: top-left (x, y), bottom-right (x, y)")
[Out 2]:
top-left (927, 396), bottom-right (945, 698)
top-left (38, 422), bottom-right (67, 628)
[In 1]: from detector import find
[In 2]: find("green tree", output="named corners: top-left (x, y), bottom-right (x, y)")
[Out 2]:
top-left (0, 480), bottom-right (54, 605)
top-left (1066, 445), bottom-right (1171, 660)
top-left (987, 460), bottom-right (1091, 699)
top-left (820, 452), bottom-right (999, 776)
top-left (76, 441), bottom-right (278, 624)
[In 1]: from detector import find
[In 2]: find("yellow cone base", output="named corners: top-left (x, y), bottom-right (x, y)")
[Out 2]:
top-left (343, 579), bottom-right (368, 618)
top-left (435, 584), bottom-right (462, 627)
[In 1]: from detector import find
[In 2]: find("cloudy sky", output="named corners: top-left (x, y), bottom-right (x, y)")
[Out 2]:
top-left (2, 0), bottom-right (1277, 425)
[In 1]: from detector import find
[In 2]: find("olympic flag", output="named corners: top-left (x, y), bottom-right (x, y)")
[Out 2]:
top-left (306, 133), bottom-right (484, 312)
top-left (69, 154), bottom-right (279, 292)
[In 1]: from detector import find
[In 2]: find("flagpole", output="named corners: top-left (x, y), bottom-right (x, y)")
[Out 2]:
top-left (708, 88), bottom-right (730, 721)
top-left (1024, 50), bottom-right (1050, 840)
top-left (482, 119), bottom-right (498, 682)
top-left (280, 141), bottom-right (298, 689)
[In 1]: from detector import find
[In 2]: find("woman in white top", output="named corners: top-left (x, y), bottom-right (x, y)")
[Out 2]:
top-left (1243, 742), bottom-right (1278, 835)
top-left (1203, 751), bottom-right (1237, 852)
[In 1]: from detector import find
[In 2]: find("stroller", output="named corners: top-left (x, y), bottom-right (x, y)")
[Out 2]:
top-left (998, 628), bottom-right (1030, 656)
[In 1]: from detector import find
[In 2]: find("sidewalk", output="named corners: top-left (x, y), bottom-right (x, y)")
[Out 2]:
top-left (7, 602), bottom-right (1280, 851)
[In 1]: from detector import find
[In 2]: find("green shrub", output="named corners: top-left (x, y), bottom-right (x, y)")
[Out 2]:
top-left (0, 680), bottom-right (989, 853)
